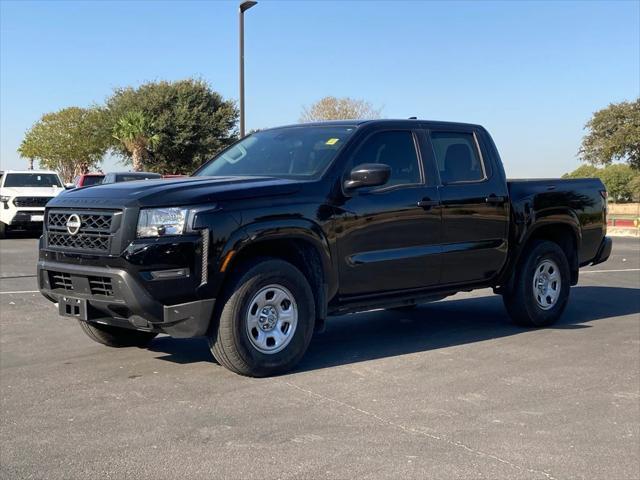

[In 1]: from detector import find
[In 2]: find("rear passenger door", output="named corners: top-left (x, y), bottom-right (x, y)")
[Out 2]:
top-left (427, 128), bottom-right (509, 285)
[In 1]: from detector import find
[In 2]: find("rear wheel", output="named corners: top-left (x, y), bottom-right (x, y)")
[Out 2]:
top-left (0, 222), bottom-right (6, 239)
top-left (503, 240), bottom-right (570, 327)
top-left (78, 321), bottom-right (157, 347)
top-left (209, 258), bottom-right (315, 377)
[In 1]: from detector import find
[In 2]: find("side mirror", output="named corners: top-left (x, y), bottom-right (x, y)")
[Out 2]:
top-left (344, 163), bottom-right (391, 191)
top-left (65, 183), bottom-right (75, 190)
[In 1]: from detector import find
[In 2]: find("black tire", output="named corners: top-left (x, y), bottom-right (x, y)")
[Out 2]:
top-left (0, 222), bottom-right (6, 239)
top-left (209, 257), bottom-right (315, 377)
top-left (78, 320), bottom-right (157, 347)
top-left (503, 240), bottom-right (570, 327)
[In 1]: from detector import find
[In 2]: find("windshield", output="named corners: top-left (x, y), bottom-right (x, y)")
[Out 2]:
top-left (195, 126), bottom-right (356, 179)
top-left (4, 173), bottom-right (62, 188)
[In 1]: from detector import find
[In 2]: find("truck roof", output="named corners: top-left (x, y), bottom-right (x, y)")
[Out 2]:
top-left (263, 118), bottom-right (484, 131)
top-left (1, 169), bottom-right (60, 175)
top-left (108, 171), bottom-right (161, 176)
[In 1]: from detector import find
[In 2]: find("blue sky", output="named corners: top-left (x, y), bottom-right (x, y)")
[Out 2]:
top-left (1, 0), bottom-right (638, 177)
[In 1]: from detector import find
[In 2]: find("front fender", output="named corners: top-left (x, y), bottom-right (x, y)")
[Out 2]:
top-left (217, 218), bottom-right (336, 300)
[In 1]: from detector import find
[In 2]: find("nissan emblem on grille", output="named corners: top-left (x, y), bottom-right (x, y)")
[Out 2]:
top-left (66, 214), bottom-right (81, 235)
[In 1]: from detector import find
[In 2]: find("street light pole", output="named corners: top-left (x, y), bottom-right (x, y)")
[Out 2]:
top-left (239, 1), bottom-right (257, 138)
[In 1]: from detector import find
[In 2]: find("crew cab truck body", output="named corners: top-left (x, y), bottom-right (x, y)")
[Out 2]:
top-left (37, 120), bottom-right (611, 376)
top-left (1, 170), bottom-right (65, 238)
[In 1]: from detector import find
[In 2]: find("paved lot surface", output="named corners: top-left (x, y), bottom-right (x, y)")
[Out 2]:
top-left (1, 235), bottom-right (639, 479)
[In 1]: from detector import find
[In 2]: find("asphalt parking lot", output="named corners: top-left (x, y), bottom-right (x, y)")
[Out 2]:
top-left (1, 235), bottom-right (638, 479)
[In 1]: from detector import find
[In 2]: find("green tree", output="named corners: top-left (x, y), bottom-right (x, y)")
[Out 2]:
top-left (300, 96), bottom-right (382, 122)
top-left (112, 111), bottom-right (159, 171)
top-left (579, 99), bottom-right (640, 170)
top-left (105, 79), bottom-right (238, 174)
top-left (599, 164), bottom-right (637, 202)
top-left (562, 164), bottom-right (599, 179)
top-left (18, 107), bottom-right (110, 182)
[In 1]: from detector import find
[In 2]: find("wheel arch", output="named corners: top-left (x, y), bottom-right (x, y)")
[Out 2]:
top-left (513, 218), bottom-right (581, 287)
top-left (217, 219), bottom-right (335, 330)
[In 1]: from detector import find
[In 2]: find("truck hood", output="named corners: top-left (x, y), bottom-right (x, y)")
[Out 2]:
top-left (0, 186), bottom-right (65, 198)
top-left (47, 176), bottom-right (303, 209)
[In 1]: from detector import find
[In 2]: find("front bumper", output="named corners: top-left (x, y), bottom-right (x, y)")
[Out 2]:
top-left (6, 210), bottom-right (45, 228)
top-left (592, 236), bottom-right (612, 266)
top-left (38, 260), bottom-right (215, 338)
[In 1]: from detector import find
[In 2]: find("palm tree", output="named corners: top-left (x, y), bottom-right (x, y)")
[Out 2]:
top-left (112, 111), bottom-right (159, 171)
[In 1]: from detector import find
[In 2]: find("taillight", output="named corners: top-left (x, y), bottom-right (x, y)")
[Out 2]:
top-left (600, 189), bottom-right (608, 212)
top-left (600, 189), bottom-right (608, 233)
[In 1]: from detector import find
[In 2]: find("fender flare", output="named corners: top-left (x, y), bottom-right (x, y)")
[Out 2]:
top-left (501, 210), bottom-right (582, 290)
top-left (519, 211), bottom-right (582, 250)
top-left (219, 218), bottom-right (337, 301)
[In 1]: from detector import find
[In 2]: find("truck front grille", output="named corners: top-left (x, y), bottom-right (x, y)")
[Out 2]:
top-left (46, 210), bottom-right (119, 253)
top-left (14, 196), bottom-right (53, 207)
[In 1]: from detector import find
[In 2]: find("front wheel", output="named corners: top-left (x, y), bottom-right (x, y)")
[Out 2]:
top-left (503, 240), bottom-right (570, 327)
top-left (78, 320), bottom-right (157, 347)
top-left (209, 258), bottom-right (315, 377)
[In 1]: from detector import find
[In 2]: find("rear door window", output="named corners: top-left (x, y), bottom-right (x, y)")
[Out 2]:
top-left (430, 132), bottom-right (485, 184)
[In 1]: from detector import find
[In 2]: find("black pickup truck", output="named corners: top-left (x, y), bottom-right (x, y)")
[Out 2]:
top-left (38, 120), bottom-right (612, 376)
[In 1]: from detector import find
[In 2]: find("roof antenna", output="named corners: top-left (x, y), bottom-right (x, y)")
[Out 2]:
top-left (408, 116), bottom-right (417, 119)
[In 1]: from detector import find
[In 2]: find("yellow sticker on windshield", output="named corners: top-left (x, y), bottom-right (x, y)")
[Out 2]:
top-left (325, 138), bottom-right (339, 145)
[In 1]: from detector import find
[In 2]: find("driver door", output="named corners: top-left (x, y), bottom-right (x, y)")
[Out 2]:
top-left (336, 129), bottom-right (442, 298)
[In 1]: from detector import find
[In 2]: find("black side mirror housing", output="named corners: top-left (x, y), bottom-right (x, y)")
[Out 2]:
top-left (344, 163), bottom-right (391, 191)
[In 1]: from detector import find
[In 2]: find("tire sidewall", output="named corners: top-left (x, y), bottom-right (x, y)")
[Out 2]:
top-left (223, 261), bottom-right (315, 375)
top-left (520, 241), bottom-right (570, 326)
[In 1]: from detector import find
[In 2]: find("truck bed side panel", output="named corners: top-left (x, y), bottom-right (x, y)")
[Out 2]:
top-left (507, 178), bottom-right (606, 265)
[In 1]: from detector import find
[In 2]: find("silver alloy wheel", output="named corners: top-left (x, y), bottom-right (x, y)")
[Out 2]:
top-left (532, 259), bottom-right (561, 310)
top-left (245, 284), bottom-right (298, 354)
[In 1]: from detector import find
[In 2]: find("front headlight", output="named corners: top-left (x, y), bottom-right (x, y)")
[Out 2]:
top-left (137, 207), bottom-right (189, 238)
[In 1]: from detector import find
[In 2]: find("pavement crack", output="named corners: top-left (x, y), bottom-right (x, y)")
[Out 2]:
top-left (284, 381), bottom-right (558, 480)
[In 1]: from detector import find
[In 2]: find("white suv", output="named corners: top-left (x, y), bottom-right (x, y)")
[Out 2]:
top-left (0, 170), bottom-right (65, 238)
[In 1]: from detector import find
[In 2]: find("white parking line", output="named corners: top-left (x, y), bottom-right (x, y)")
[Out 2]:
top-left (0, 290), bottom-right (39, 295)
top-left (581, 268), bottom-right (640, 274)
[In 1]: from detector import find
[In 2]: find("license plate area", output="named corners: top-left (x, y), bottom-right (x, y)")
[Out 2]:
top-left (58, 296), bottom-right (88, 320)
top-left (31, 215), bottom-right (44, 222)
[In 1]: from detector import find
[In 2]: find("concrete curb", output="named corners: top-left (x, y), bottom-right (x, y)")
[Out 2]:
top-left (607, 227), bottom-right (640, 237)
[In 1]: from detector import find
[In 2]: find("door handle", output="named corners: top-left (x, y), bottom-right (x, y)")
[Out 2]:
top-left (485, 195), bottom-right (506, 204)
top-left (417, 198), bottom-right (439, 209)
